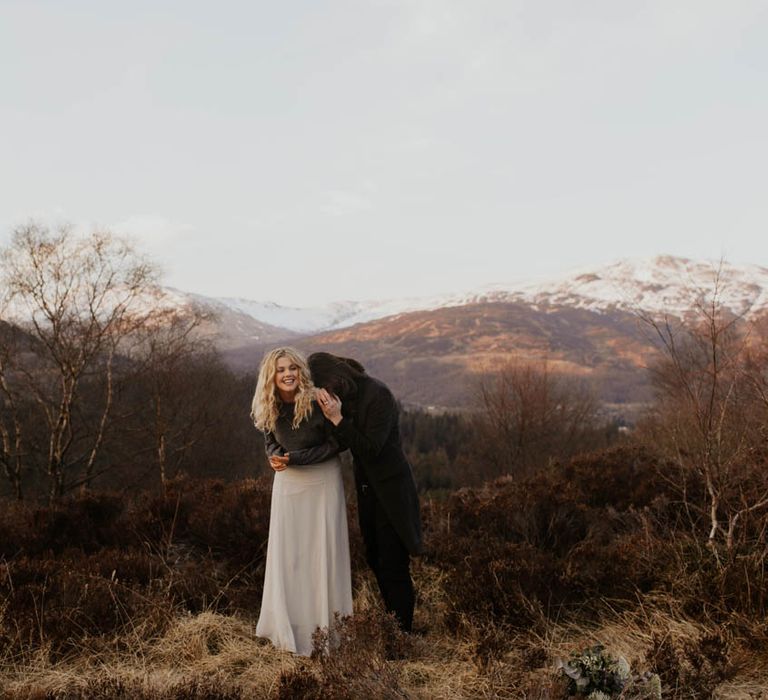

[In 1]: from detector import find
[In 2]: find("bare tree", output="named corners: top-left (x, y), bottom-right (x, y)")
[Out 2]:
top-left (745, 316), bottom-right (768, 415)
top-left (0, 223), bottom-right (156, 499)
top-left (0, 319), bottom-right (28, 499)
top-left (122, 305), bottom-right (217, 492)
top-left (639, 267), bottom-right (768, 560)
top-left (474, 359), bottom-right (604, 479)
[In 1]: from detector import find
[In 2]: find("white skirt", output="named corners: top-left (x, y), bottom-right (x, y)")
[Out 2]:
top-left (256, 456), bottom-right (353, 656)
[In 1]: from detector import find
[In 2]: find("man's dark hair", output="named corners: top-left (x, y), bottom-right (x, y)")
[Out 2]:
top-left (308, 352), bottom-right (366, 399)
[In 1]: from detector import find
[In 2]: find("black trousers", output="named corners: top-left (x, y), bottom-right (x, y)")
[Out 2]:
top-left (357, 481), bottom-right (415, 632)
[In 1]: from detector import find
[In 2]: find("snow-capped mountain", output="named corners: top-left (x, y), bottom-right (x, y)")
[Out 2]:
top-left (506, 256), bottom-right (768, 317)
top-left (5, 255), bottom-right (766, 407)
top-left (213, 297), bottom-right (379, 334)
top-left (5, 255), bottom-right (766, 356)
top-left (209, 255), bottom-right (768, 334)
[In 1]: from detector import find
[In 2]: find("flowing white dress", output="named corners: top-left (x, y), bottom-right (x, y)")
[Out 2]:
top-left (256, 455), bottom-right (353, 656)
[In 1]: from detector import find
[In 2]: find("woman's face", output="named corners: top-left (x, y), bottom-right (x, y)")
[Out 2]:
top-left (274, 355), bottom-right (301, 397)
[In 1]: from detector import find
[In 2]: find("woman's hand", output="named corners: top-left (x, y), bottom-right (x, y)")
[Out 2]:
top-left (269, 454), bottom-right (289, 472)
top-left (316, 388), bottom-right (343, 426)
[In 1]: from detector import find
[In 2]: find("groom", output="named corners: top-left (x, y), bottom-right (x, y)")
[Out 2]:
top-left (308, 352), bottom-right (422, 632)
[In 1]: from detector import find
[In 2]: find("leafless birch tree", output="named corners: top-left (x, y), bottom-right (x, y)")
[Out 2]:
top-left (639, 267), bottom-right (768, 561)
top-left (0, 320), bottom-right (28, 499)
top-left (123, 306), bottom-right (216, 492)
top-left (0, 223), bottom-right (156, 499)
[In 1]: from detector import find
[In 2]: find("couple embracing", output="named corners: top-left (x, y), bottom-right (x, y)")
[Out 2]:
top-left (250, 347), bottom-right (422, 656)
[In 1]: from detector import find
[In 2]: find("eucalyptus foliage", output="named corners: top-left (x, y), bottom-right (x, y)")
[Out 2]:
top-left (557, 644), bottom-right (661, 699)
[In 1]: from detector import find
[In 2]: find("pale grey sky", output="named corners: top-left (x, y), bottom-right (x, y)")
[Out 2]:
top-left (2, 1), bottom-right (767, 305)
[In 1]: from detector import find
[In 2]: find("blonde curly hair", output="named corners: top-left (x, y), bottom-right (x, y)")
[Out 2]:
top-left (251, 347), bottom-right (315, 433)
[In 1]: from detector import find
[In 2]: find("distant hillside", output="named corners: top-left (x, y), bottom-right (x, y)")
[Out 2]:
top-left (210, 256), bottom-right (768, 411)
top-left (8, 254), bottom-right (768, 411)
top-left (223, 301), bottom-right (658, 411)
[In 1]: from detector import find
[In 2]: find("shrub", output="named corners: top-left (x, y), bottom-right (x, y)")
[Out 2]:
top-left (0, 494), bottom-right (127, 556)
top-left (646, 628), bottom-right (734, 697)
top-left (313, 608), bottom-right (411, 698)
top-left (561, 445), bottom-right (674, 511)
top-left (274, 609), bottom-right (412, 699)
top-left (0, 553), bottom-right (154, 658)
top-left (437, 538), bottom-right (564, 629)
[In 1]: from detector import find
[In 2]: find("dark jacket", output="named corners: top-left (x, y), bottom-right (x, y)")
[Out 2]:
top-left (333, 376), bottom-right (423, 555)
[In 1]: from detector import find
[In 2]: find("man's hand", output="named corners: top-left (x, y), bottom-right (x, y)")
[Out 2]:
top-left (269, 454), bottom-right (289, 471)
top-left (316, 388), bottom-right (343, 426)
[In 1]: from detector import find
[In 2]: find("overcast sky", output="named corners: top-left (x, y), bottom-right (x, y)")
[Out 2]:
top-left (1, 1), bottom-right (767, 306)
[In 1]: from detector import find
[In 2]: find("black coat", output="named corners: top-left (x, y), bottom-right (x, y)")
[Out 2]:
top-left (332, 375), bottom-right (423, 555)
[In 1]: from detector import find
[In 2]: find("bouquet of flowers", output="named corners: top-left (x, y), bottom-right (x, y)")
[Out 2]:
top-left (557, 644), bottom-right (661, 699)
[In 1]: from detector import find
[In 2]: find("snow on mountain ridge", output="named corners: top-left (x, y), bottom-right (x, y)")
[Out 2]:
top-left (215, 297), bottom-right (377, 334)
top-left (5, 256), bottom-right (766, 335)
top-left (510, 256), bottom-right (768, 317)
top-left (206, 255), bottom-right (768, 333)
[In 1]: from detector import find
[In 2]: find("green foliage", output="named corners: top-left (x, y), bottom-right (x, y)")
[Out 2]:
top-left (400, 407), bottom-right (476, 491)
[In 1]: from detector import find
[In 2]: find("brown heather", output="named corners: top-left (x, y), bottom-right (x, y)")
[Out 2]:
top-left (1, 446), bottom-right (768, 698)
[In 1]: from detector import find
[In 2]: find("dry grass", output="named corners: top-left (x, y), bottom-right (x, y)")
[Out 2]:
top-left (0, 563), bottom-right (535, 699)
top-left (1, 611), bottom-right (288, 698)
top-left (3, 564), bottom-right (768, 699)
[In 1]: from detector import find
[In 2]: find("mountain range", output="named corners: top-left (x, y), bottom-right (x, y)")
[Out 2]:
top-left (176, 255), bottom-right (766, 413)
top-left (6, 255), bottom-right (768, 414)
top-left (205, 255), bottom-right (768, 336)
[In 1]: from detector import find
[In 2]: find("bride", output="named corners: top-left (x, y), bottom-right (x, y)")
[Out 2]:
top-left (251, 347), bottom-right (352, 656)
